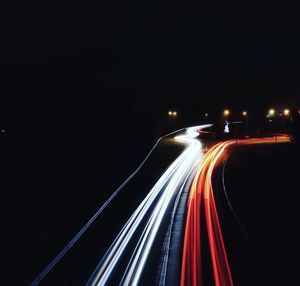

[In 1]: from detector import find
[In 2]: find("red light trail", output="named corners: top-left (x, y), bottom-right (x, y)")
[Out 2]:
top-left (181, 135), bottom-right (290, 286)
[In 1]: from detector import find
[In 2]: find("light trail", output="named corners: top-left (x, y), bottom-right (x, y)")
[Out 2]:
top-left (158, 163), bottom-right (197, 286)
top-left (181, 135), bottom-right (290, 286)
top-left (87, 125), bottom-right (211, 286)
top-left (30, 128), bottom-right (185, 286)
top-left (31, 122), bottom-right (290, 286)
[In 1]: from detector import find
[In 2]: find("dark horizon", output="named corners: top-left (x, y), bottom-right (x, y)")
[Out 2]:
top-left (3, 1), bottom-right (300, 125)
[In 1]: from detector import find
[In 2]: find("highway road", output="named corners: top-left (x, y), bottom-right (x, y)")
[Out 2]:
top-left (180, 136), bottom-right (290, 286)
top-left (31, 126), bottom-right (290, 286)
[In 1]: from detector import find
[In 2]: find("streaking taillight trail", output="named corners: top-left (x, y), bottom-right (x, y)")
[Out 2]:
top-left (30, 120), bottom-right (290, 286)
top-left (181, 135), bottom-right (290, 286)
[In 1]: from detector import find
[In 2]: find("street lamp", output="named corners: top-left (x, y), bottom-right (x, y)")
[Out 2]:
top-left (205, 113), bottom-right (208, 117)
top-left (223, 109), bottom-right (230, 116)
top-left (283, 109), bottom-right (290, 116)
top-left (167, 110), bottom-right (178, 131)
top-left (168, 110), bottom-right (178, 117)
top-left (242, 111), bottom-right (249, 132)
top-left (268, 108), bottom-right (276, 116)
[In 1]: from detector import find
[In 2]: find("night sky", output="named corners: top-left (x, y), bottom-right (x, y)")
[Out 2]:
top-left (2, 1), bottom-right (300, 152)
top-left (3, 1), bottom-right (300, 105)
top-left (1, 0), bottom-right (300, 156)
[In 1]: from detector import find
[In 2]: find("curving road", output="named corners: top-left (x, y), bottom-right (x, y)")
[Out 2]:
top-left (31, 126), bottom-right (290, 286)
top-left (181, 136), bottom-right (290, 286)
top-left (86, 125), bottom-right (211, 286)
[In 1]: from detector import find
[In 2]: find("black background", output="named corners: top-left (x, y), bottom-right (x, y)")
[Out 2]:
top-left (1, 0), bottom-right (300, 284)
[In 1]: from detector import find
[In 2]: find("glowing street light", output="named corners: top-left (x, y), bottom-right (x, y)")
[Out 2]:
top-left (167, 110), bottom-right (178, 131)
top-left (205, 113), bottom-right (208, 117)
top-left (283, 109), bottom-right (290, 116)
top-left (223, 109), bottom-right (230, 116)
top-left (242, 111), bottom-right (248, 116)
top-left (268, 108), bottom-right (276, 116)
top-left (168, 110), bottom-right (178, 117)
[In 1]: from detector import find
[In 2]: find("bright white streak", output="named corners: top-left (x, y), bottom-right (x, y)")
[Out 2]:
top-left (121, 135), bottom-right (201, 285)
top-left (87, 125), bottom-right (212, 286)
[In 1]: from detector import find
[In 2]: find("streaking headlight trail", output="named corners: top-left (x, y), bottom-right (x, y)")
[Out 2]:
top-left (87, 125), bottom-right (211, 286)
top-left (30, 121), bottom-right (290, 286)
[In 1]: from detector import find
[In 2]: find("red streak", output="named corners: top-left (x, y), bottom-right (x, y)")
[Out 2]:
top-left (181, 136), bottom-right (290, 286)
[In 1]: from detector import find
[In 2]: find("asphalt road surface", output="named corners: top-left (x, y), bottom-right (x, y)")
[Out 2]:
top-left (29, 126), bottom-right (293, 286)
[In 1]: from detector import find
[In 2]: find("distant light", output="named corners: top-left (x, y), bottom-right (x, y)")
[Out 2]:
top-left (268, 109), bottom-right (275, 116)
top-left (1, 129), bottom-right (4, 133)
top-left (168, 111), bottom-right (173, 116)
top-left (242, 111), bottom-right (247, 116)
top-left (224, 122), bottom-right (230, 133)
top-left (223, 109), bottom-right (230, 116)
top-left (205, 113), bottom-right (208, 117)
top-left (173, 111), bottom-right (178, 116)
top-left (283, 109), bottom-right (290, 116)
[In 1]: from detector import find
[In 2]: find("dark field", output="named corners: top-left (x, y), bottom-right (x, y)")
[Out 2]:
top-left (1, 123), bottom-right (159, 284)
top-left (224, 142), bottom-right (300, 285)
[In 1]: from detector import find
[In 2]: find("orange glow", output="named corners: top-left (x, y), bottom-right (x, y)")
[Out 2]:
top-left (242, 111), bottom-right (247, 116)
top-left (284, 109), bottom-right (290, 116)
top-left (223, 109), bottom-right (230, 116)
top-left (268, 108), bottom-right (275, 116)
top-left (168, 110), bottom-right (178, 117)
top-left (181, 135), bottom-right (290, 286)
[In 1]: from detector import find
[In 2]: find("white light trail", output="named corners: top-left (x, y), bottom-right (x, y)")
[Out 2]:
top-left (30, 129), bottom-right (186, 286)
top-left (87, 125), bottom-right (212, 286)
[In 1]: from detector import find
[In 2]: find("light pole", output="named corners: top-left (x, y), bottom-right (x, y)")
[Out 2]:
top-left (242, 111), bottom-right (248, 133)
top-left (283, 109), bottom-right (290, 116)
top-left (223, 109), bottom-right (230, 117)
top-left (167, 110), bottom-right (178, 131)
top-left (268, 108), bottom-right (276, 117)
top-left (283, 108), bottom-right (292, 134)
top-left (266, 108), bottom-right (276, 136)
top-left (283, 108), bottom-right (292, 122)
